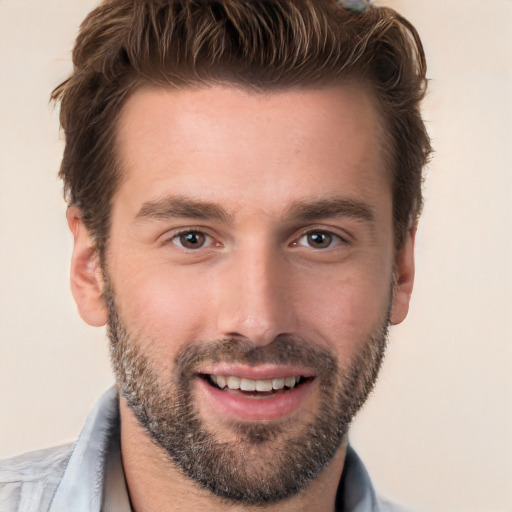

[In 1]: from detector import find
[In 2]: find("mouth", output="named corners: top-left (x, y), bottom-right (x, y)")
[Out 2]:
top-left (201, 374), bottom-right (312, 396)
top-left (196, 369), bottom-right (316, 421)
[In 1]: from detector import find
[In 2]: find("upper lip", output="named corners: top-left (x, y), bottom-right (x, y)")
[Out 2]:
top-left (197, 364), bottom-right (315, 380)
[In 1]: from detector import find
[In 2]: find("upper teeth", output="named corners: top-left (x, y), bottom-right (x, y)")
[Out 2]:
top-left (210, 375), bottom-right (299, 391)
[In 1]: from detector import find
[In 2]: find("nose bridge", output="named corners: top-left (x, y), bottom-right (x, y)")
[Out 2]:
top-left (216, 240), bottom-right (296, 345)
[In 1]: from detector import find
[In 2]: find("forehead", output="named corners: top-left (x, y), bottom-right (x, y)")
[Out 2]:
top-left (113, 84), bottom-right (389, 220)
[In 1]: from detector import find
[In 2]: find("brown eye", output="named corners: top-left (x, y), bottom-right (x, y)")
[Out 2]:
top-left (176, 231), bottom-right (207, 249)
top-left (306, 231), bottom-right (333, 249)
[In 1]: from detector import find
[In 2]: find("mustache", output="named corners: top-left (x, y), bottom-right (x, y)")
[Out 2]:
top-left (174, 335), bottom-right (338, 376)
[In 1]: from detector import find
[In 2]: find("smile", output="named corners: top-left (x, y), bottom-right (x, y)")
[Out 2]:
top-left (207, 374), bottom-right (307, 393)
top-left (196, 370), bottom-right (316, 421)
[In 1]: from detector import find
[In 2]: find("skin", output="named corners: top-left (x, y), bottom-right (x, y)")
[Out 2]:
top-left (67, 84), bottom-right (415, 511)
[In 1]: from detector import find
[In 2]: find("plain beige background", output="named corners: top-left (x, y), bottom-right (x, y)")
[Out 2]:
top-left (1, 1), bottom-right (511, 511)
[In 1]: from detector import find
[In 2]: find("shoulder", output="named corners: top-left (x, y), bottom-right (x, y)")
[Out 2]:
top-left (378, 497), bottom-right (416, 512)
top-left (0, 444), bottom-right (73, 512)
top-left (0, 444), bottom-right (73, 482)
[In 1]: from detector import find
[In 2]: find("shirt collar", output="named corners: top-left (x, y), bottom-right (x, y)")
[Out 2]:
top-left (49, 387), bottom-right (121, 512)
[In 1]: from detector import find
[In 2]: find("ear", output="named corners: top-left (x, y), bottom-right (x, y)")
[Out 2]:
top-left (66, 206), bottom-right (108, 327)
top-left (389, 225), bottom-right (417, 325)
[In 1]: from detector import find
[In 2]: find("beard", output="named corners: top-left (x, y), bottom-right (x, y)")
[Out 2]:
top-left (105, 284), bottom-right (390, 505)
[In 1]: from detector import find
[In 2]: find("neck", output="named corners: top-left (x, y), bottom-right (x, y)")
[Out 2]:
top-left (119, 398), bottom-right (347, 512)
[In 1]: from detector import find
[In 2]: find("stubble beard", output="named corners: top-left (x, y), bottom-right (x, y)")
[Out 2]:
top-left (105, 284), bottom-right (390, 505)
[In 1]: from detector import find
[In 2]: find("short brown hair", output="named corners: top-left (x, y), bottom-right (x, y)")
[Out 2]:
top-left (52, 0), bottom-right (431, 254)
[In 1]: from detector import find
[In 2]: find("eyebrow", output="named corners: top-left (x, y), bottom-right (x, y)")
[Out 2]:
top-left (135, 195), bottom-right (375, 225)
top-left (285, 197), bottom-right (375, 224)
top-left (135, 195), bottom-right (232, 223)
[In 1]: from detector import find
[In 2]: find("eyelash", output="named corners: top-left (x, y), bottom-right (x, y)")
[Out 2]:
top-left (168, 229), bottom-right (218, 250)
top-left (293, 229), bottom-right (349, 249)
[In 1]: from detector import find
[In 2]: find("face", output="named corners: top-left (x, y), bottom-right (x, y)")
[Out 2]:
top-left (69, 84), bottom-right (415, 503)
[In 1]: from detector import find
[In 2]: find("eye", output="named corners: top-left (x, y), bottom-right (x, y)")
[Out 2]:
top-left (172, 230), bottom-right (210, 249)
top-left (295, 230), bottom-right (344, 249)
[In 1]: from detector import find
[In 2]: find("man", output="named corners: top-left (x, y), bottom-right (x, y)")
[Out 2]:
top-left (0, 0), bottom-right (431, 510)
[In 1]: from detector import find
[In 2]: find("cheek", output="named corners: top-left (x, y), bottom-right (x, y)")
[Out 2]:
top-left (296, 261), bottom-right (392, 350)
top-left (109, 261), bottom-right (215, 352)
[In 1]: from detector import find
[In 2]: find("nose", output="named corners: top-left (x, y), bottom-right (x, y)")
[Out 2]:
top-left (215, 242), bottom-right (298, 346)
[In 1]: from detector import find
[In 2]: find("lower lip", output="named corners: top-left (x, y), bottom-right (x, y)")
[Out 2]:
top-left (196, 378), bottom-right (315, 421)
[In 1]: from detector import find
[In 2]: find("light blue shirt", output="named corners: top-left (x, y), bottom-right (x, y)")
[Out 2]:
top-left (0, 387), bottom-right (411, 511)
